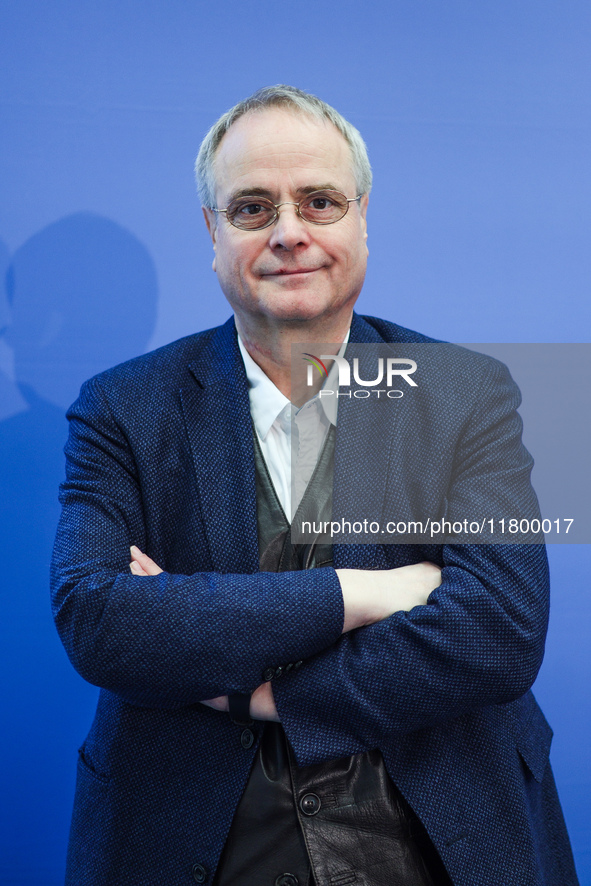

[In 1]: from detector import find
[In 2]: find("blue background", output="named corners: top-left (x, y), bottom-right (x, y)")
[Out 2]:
top-left (1, 1), bottom-right (589, 882)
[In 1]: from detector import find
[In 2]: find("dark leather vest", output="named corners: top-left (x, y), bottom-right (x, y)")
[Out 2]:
top-left (214, 428), bottom-right (450, 886)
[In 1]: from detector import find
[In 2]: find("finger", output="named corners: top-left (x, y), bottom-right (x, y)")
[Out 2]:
top-left (130, 545), bottom-right (163, 575)
top-left (250, 683), bottom-right (279, 721)
top-left (199, 696), bottom-right (229, 712)
top-left (130, 560), bottom-right (149, 576)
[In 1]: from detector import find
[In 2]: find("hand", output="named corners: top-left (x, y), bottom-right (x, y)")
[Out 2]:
top-left (200, 683), bottom-right (279, 720)
top-left (200, 696), bottom-right (229, 713)
top-left (337, 561), bottom-right (442, 633)
top-left (249, 681), bottom-right (279, 721)
top-left (199, 683), bottom-right (279, 721)
top-left (129, 546), bottom-right (163, 576)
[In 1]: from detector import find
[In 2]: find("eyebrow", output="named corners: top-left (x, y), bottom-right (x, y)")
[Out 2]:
top-left (227, 184), bottom-right (342, 202)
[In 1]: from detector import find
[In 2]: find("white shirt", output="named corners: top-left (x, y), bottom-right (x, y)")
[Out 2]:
top-left (238, 333), bottom-right (347, 520)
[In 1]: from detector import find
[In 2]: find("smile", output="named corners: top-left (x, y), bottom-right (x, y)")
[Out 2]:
top-left (263, 268), bottom-right (322, 276)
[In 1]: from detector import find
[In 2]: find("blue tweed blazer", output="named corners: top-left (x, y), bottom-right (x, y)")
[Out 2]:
top-left (51, 313), bottom-right (578, 886)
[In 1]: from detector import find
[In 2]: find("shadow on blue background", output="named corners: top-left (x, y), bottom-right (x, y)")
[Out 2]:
top-left (0, 214), bottom-right (157, 884)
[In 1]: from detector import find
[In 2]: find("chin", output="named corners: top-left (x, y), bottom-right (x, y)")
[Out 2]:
top-left (263, 289), bottom-right (335, 321)
top-left (267, 304), bottom-right (332, 325)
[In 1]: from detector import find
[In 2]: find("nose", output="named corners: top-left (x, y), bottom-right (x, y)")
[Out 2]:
top-left (267, 203), bottom-right (312, 251)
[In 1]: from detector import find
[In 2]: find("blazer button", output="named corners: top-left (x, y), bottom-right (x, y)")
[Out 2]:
top-left (262, 666), bottom-right (276, 682)
top-left (191, 862), bottom-right (207, 883)
top-left (274, 665), bottom-right (284, 678)
top-left (293, 660), bottom-right (303, 670)
top-left (240, 728), bottom-right (254, 749)
top-left (299, 792), bottom-right (321, 816)
top-left (275, 875), bottom-right (299, 886)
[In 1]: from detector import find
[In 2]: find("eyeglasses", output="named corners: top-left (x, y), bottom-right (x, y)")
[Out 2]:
top-left (211, 189), bottom-right (363, 231)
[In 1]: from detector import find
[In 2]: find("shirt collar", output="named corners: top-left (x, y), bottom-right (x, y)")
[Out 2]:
top-left (238, 336), bottom-right (289, 440)
top-left (237, 329), bottom-right (350, 439)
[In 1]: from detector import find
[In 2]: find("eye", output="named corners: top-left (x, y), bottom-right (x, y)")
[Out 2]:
top-left (309, 195), bottom-right (336, 210)
top-left (237, 201), bottom-right (267, 216)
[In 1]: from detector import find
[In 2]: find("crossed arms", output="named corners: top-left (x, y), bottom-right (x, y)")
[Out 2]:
top-left (129, 544), bottom-right (443, 721)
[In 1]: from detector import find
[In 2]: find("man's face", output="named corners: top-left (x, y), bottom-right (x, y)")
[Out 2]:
top-left (204, 108), bottom-right (369, 333)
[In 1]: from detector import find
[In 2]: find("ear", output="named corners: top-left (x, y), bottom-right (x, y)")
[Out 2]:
top-left (203, 207), bottom-right (218, 246)
top-left (202, 207), bottom-right (217, 272)
top-left (360, 194), bottom-right (369, 240)
top-left (359, 194), bottom-right (369, 253)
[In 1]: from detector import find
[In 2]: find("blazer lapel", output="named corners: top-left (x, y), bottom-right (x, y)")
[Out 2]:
top-left (180, 318), bottom-right (259, 575)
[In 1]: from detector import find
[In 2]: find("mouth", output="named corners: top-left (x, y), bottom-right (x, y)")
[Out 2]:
top-left (262, 267), bottom-right (321, 277)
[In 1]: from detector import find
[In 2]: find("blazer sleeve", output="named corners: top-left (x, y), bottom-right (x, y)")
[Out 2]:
top-left (272, 357), bottom-right (551, 766)
top-left (50, 376), bottom-right (344, 709)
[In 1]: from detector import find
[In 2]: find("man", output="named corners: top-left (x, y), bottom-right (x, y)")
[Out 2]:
top-left (51, 86), bottom-right (578, 886)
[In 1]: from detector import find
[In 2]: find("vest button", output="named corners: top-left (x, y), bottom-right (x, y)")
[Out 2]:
top-left (299, 792), bottom-right (321, 816)
top-left (275, 875), bottom-right (299, 886)
top-left (191, 862), bottom-right (207, 883)
top-left (240, 728), bottom-right (254, 749)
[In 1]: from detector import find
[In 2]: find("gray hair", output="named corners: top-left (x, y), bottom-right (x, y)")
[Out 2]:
top-left (195, 84), bottom-right (372, 208)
